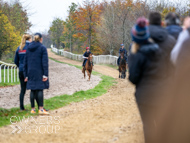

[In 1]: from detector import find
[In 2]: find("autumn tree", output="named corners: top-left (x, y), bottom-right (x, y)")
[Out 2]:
top-left (0, 11), bottom-right (21, 59)
top-left (0, 0), bottom-right (32, 34)
top-left (74, 0), bottom-right (102, 54)
top-left (49, 18), bottom-right (64, 48)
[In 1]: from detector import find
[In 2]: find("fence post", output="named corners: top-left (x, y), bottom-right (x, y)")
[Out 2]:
top-left (4, 65), bottom-right (6, 83)
top-left (0, 65), bottom-right (1, 83)
top-left (17, 68), bottom-right (19, 82)
top-left (14, 67), bottom-right (16, 82)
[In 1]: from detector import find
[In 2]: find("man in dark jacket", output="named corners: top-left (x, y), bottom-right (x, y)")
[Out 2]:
top-left (149, 12), bottom-right (176, 80)
top-left (129, 17), bottom-right (166, 143)
top-left (117, 44), bottom-right (128, 66)
top-left (148, 12), bottom-right (176, 143)
top-left (83, 47), bottom-right (92, 67)
top-left (165, 12), bottom-right (182, 40)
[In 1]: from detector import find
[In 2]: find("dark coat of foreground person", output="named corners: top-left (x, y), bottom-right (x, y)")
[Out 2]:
top-left (23, 41), bottom-right (49, 90)
top-left (149, 25), bottom-right (176, 77)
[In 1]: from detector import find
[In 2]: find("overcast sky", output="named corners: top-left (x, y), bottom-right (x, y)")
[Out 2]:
top-left (5, 0), bottom-right (87, 33)
top-left (5, 0), bottom-right (183, 33)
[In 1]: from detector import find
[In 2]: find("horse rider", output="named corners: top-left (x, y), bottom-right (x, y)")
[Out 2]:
top-left (83, 47), bottom-right (93, 68)
top-left (117, 44), bottom-right (128, 66)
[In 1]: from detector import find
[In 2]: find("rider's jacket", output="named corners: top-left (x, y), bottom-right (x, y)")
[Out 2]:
top-left (119, 48), bottom-right (127, 57)
top-left (83, 51), bottom-right (92, 59)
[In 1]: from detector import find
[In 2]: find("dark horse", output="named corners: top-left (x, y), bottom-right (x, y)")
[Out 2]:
top-left (119, 52), bottom-right (127, 79)
top-left (82, 53), bottom-right (93, 81)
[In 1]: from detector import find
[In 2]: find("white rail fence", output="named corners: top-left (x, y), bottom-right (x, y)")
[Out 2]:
top-left (0, 61), bottom-right (19, 83)
top-left (51, 46), bottom-right (118, 65)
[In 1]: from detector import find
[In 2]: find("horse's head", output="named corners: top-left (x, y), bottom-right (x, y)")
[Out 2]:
top-left (88, 53), bottom-right (93, 65)
top-left (121, 51), bottom-right (124, 59)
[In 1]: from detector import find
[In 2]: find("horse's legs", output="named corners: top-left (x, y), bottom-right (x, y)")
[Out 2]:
top-left (87, 70), bottom-right (90, 81)
top-left (119, 72), bottom-right (121, 78)
top-left (83, 68), bottom-right (86, 79)
top-left (89, 71), bottom-right (92, 81)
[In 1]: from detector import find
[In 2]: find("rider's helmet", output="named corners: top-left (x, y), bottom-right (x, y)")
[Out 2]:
top-left (86, 47), bottom-right (90, 50)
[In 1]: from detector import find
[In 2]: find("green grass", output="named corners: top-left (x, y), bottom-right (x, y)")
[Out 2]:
top-left (0, 69), bottom-right (20, 87)
top-left (0, 57), bottom-right (116, 127)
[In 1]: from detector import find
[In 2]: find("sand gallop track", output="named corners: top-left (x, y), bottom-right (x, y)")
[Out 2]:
top-left (0, 49), bottom-right (144, 143)
top-left (0, 59), bottom-right (101, 109)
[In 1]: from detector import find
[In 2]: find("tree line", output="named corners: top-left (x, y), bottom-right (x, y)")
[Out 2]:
top-left (0, 0), bottom-right (31, 60)
top-left (49, 0), bottom-right (189, 56)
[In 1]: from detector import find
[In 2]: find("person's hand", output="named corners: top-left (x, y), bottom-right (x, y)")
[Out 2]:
top-left (43, 77), bottom-right (48, 82)
top-left (86, 57), bottom-right (88, 59)
top-left (183, 17), bottom-right (190, 30)
top-left (24, 78), bottom-right (28, 82)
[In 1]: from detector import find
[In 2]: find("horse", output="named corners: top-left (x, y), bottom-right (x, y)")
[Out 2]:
top-left (82, 53), bottom-right (93, 81)
top-left (119, 52), bottom-right (127, 79)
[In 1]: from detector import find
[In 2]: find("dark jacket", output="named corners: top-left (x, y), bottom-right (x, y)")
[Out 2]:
top-left (14, 41), bottom-right (30, 71)
top-left (23, 41), bottom-right (49, 90)
top-left (83, 51), bottom-right (92, 59)
top-left (128, 42), bottom-right (165, 106)
top-left (149, 25), bottom-right (176, 77)
top-left (166, 25), bottom-right (182, 40)
top-left (119, 48), bottom-right (127, 56)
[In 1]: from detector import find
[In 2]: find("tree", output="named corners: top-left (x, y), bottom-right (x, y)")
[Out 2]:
top-left (0, 1), bottom-right (32, 34)
top-left (0, 11), bottom-right (21, 59)
top-left (97, 0), bottom-right (148, 55)
top-left (62, 3), bottom-right (78, 52)
top-left (74, 0), bottom-right (102, 53)
top-left (42, 31), bottom-right (52, 48)
top-left (49, 18), bottom-right (64, 49)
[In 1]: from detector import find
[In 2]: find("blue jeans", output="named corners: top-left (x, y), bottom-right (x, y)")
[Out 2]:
top-left (83, 59), bottom-right (88, 66)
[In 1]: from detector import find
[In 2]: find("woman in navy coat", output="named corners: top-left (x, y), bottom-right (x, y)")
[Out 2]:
top-left (24, 33), bottom-right (49, 115)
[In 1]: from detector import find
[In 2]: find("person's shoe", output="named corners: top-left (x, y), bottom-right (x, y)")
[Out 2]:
top-left (31, 109), bottom-right (36, 114)
top-left (44, 108), bottom-right (49, 111)
top-left (39, 109), bottom-right (50, 115)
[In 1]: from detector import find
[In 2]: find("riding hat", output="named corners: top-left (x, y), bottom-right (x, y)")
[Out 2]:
top-left (86, 47), bottom-right (90, 50)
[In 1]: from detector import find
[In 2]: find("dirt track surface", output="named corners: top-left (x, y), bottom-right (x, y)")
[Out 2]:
top-left (0, 59), bottom-right (101, 109)
top-left (0, 50), bottom-right (144, 143)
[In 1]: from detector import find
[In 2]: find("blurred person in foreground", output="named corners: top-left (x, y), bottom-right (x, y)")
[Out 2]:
top-left (128, 17), bottom-right (167, 143)
top-left (167, 16), bottom-right (190, 143)
top-left (149, 12), bottom-right (176, 78)
top-left (165, 12), bottom-right (182, 40)
top-left (171, 16), bottom-right (190, 65)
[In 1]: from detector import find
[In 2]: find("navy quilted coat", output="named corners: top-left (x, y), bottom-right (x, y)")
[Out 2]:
top-left (23, 41), bottom-right (49, 90)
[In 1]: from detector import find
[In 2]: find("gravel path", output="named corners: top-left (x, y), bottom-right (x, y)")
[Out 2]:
top-left (0, 59), bottom-right (101, 109)
top-left (0, 50), bottom-right (144, 143)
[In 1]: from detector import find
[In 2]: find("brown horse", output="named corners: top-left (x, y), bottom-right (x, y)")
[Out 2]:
top-left (82, 53), bottom-right (93, 81)
top-left (119, 52), bottom-right (127, 79)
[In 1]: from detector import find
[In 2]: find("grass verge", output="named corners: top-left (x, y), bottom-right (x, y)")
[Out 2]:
top-left (0, 57), bottom-right (116, 127)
